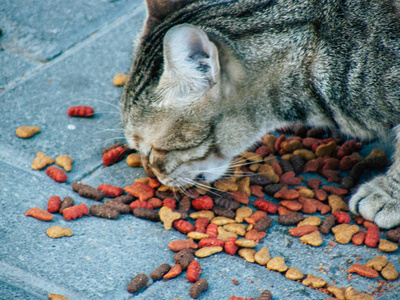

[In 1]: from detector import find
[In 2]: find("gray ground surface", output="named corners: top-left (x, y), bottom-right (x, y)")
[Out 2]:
top-left (0, 2), bottom-right (399, 300)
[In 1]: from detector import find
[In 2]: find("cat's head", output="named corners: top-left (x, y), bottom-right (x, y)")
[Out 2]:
top-left (121, 0), bottom-right (261, 187)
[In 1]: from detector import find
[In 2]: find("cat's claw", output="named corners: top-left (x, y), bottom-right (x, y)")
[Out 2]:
top-left (349, 175), bottom-right (400, 229)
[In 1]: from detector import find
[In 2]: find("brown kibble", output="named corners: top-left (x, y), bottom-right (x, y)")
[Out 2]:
top-left (126, 153), bottom-right (142, 167)
top-left (386, 227), bottom-right (400, 243)
top-left (16, 126), bottom-right (41, 138)
top-left (320, 215), bottom-right (336, 234)
top-left (174, 249), bottom-right (195, 270)
top-left (150, 263), bottom-right (171, 281)
top-left (113, 73), bottom-right (128, 86)
top-left (195, 246), bottom-right (223, 258)
top-left (168, 238), bottom-right (198, 252)
top-left (213, 178), bottom-right (238, 192)
top-left (190, 278), bottom-right (208, 299)
top-left (298, 216), bottom-right (321, 227)
top-left (348, 263), bottom-right (379, 278)
top-left (254, 247), bottom-right (271, 266)
top-left (237, 177), bottom-right (251, 196)
top-left (55, 155), bottom-right (73, 171)
top-left (266, 257), bottom-right (287, 272)
top-left (159, 206), bottom-right (181, 230)
top-left (254, 216), bottom-right (273, 232)
top-left (365, 256), bottom-right (387, 271)
top-left (278, 212), bottom-right (304, 226)
top-left (293, 149), bottom-right (316, 161)
top-left (31, 152), bottom-right (54, 170)
top-left (328, 195), bottom-right (349, 213)
top-left (238, 248), bottom-right (256, 263)
top-left (262, 134), bottom-right (277, 152)
top-left (300, 231), bottom-right (323, 246)
top-left (60, 196), bottom-right (74, 213)
top-left (297, 187), bottom-right (315, 198)
top-left (258, 164), bottom-right (279, 182)
top-left (381, 262), bottom-right (399, 281)
top-left (344, 287), bottom-right (373, 300)
top-left (327, 286), bottom-right (345, 300)
top-left (90, 205), bottom-right (120, 219)
top-left (274, 186), bottom-right (300, 200)
top-left (332, 224), bottom-right (359, 244)
top-left (258, 289), bottom-right (273, 300)
top-left (133, 207), bottom-right (160, 222)
top-left (379, 239), bottom-right (399, 252)
top-left (127, 273), bottom-right (149, 293)
top-left (46, 226), bottom-right (73, 238)
top-left (302, 274), bottom-right (326, 288)
top-left (72, 182), bottom-right (105, 202)
top-left (285, 267), bottom-right (304, 281)
top-left (163, 264), bottom-right (183, 279)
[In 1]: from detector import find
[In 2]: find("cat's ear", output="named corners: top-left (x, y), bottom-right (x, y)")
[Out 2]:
top-left (157, 24), bottom-right (220, 110)
top-left (144, 0), bottom-right (196, 35)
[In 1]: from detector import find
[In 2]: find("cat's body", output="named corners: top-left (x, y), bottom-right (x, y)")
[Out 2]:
top-left (122, 0), bottom-right (400, 228)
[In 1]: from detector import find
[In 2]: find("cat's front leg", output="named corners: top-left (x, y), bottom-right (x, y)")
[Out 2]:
top-left (349, 129), bottom-right (400, 229)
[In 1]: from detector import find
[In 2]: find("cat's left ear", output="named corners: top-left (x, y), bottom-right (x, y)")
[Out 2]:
top-left (157, 24), bottom-right (220, 110)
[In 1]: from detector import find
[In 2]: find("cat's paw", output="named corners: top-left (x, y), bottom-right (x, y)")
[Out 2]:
top-left (349, 175), bottom-right (400, 229)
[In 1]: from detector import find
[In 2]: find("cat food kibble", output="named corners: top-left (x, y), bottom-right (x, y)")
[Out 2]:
top-left (285, 267), bottom-right (304, 281)
top-left (254, 247), bottom-right (271, 265)
top-left (90, 205), bottom-right (120, 219)
top-left (47, 195), bottom-right (62, 213)
top-left (97, 183), bottom-right (124, 198)
top-left (190, 278), bottom-right (208, 299)
top-left (103, 146), bottom-right (126, 166)
top-left (133, 207), bottom-right (160, 222)
top-left (60, 196), bottom-right (74, 213)
top-left (72, 181), bottom-right (105, 201)
top-left (159, 206), bottom-right (181, 230)
top-left (46, 166), bottom-right (67, 182)
top-left (381, 262), bottom-right (399, 280)
top-left (16, 126), bottom-right (41, 138)
top-left (187, 260), bottom-right (201, 283)
top-left (365, 256), bottom-right (387, 271)
top-left (62, 203), bottom-right (89, 221)
top-left (46, 226), bottom-right (73, 238)
top-left (257, 290), bottom-right (273, 300)
top-left (31, 152), bottom-right (54, 170)
top-left (195, 246), bottom-right (223, 258)
top-left (125, 182), bottom-right (154, 201)
top-left (302, 274), bottom-right (326, 288)
top-left (25, 207), bottom-right (54, 221)
top-left (113, 74), bottom-right (127, 86)
top-left (55, 155), bottom-right (73, 171)
top-left (163, 264), bottom-right (183, 279)
top-left (127, 273), bottom-right (149, 293)
top-left (126, 153), bottom-right (142, 167)
top-left (348, 263), bottom-right (379, 278)
top-left (150, 263), bottom-right (171, 281)
top-left (174, 249), bottom-right (195, 270)
top-left (67, 106), bottom-right (94, 117)
top-left (300, 230), bottom-right (323, 246)
top-left (168, 239), bottom-right (198, 252)
top-left (378, 239), bottom-right (399, 252)
top-left (266, 257), bottom-right (287, 272)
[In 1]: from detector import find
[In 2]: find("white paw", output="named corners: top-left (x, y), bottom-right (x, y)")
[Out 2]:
top-left (349, 175), bottom-right (400, 229)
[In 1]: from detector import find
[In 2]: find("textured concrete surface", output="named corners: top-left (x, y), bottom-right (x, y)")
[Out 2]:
top-left (0, 2), bottom-right (399, 300)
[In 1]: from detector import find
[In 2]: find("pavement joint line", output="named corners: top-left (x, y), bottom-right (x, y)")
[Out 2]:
top-left (1, 2), bottom-right (145, 94)
top-left (0, 262), bottom-right (82, 299)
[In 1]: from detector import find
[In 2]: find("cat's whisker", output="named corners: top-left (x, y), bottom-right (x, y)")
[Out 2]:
top-left (179, 178), bottom-right (227, 196)
top-left (72, 98), bottom-right (122, 112)
top-left (90, 136), bottom-right (127, 151)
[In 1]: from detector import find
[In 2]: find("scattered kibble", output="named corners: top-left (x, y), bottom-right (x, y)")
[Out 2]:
top-left (46, 226), bottom-right (73, 238)
top-left (16, 126), bottom-right (41, 138)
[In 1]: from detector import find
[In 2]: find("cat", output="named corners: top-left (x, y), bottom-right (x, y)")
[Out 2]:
top-left (121, 0), bottom-right (400, 229)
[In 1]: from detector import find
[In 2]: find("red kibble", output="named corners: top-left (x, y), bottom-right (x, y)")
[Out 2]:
top-left (192, 196), bottom-right (213, 210)
top-left (198, 238), bottom-right (225, 248)
top-left (333, 211), bottom-right (351, 223)
top-left (47, 195), bottom-right (62, 213)
top-left (307, 178), bottom-right (321, 190)
top-left (365, 227), bottom-right (380, 248)
top-left (67, 105), bottom-right (94, 117)
top-left (46, 166), bottom-right (67, 182)
top-left (274, 186), bottom-right (300, 200)
top-left (206, 223), bottom-right (218, 238)
top-left (274, 134), bottom-right (286, 152)
top-left (25, 207), bottom-right (54, 221)
top-left (278, 206), bottom-right (294, 216)
top-left (352, 230), bottom-right (366, 246)
top-left (62, 203), bottom-right (89, 221)
top-left (163, 198), bottom-right (177, 210)
top-left (303, 158), bottom-right (323, 173)
top-left (280, 200), bottom-right (302, 211)
top-left (254, 198), bottom-right (278, 214)
top-left (250, 185), bottom-right (264, 197)
top-left (97, 184), bottom-right (124, 198)
top-left (194, 217), bottom-right (210, 233)
top-left (314, 189), bottom-right (327, 201)
top-left (129, 200), bottom-right (154, 210)
top-left (322, 186), bottom-right (348, 195)
top-left (337, 140), bottom-right (362, 159)
top-left (339, 156), bottom-right (359, 171)
top-left (271, 161), bottom-right (283, 177)
top-left (187, 260), bottom-right (201, 283)
top-left (125, 182), bottom-right (155, 201)
top-left (173, 219), bottom-right (195, 234)
top-left (103, 146), bottom-right (126, 166)
top-left (147, 197), bottom-right (163, 209)
top-left (147, 178), bottom-right (161, 189)
top-left (231, 191), bottom-right (249, 205)
top-left (255, 145), bottom-right (272, 157)
top-left (224, 237), bottom-right (239, 255)
top-left (280, 171), bottom-right (302, 185)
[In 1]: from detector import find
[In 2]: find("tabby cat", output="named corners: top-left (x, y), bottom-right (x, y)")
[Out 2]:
top-left (121, 0), bottom-right (400, 229)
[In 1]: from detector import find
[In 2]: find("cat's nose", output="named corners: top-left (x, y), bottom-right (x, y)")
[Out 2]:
top-left (141, 156), bottom-right (157, 178)
top-left (195, 173), bottom-right (206, 181)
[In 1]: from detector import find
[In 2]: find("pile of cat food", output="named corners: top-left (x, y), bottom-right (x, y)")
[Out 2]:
top-left (20, 97), bottom-right (400, 299)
